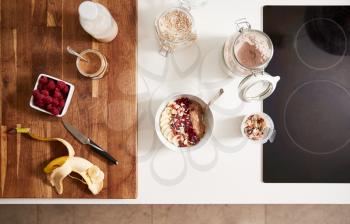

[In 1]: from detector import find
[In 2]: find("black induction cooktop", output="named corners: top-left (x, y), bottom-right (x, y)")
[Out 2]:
top-left (263, 6), bottom-right (350, 183)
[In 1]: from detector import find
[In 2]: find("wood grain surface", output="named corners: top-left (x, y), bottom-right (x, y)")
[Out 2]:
top-left (0, 0), bottom-right (137, 198)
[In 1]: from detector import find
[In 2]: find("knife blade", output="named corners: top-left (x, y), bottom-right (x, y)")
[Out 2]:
top-left (62, 120), bottom-right (118, 165)
top-left (62, 120), bottom-right (89, 144)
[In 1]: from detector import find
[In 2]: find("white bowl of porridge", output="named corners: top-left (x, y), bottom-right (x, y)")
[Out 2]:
top-left (155, 94), bottom-right (214, 152)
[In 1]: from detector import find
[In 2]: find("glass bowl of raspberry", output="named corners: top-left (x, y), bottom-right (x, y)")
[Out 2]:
top-left (155, 93), bottom-right (214, 152)
top-left (29, 74), bottom-right (75, 117)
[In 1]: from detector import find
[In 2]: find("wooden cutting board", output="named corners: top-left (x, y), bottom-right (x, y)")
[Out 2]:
top-left (0, 0), bottom-right (137, 198)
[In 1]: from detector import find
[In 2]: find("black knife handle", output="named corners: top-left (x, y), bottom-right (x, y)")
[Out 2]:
top-left (88, 140), bottom-right (118, 165)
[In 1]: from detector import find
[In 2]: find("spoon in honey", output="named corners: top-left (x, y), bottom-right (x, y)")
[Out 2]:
top-left (66, 46), bottom-right (88, 62)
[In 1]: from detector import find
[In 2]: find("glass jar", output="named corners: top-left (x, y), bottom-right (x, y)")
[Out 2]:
top-left (76, 49), bottom-right (108, 79)
top-left (240, 112), bottom-right (276, 144)
top-left (154, 0), bottom-right (207, 57)
top-left (223, 18), bottom-right (280, 102)
top-left (223, 18), bottom-right (274, 76)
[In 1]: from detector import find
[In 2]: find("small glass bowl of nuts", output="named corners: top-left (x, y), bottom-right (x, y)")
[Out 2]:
top-left (240, 112), bottom-right (275, 144)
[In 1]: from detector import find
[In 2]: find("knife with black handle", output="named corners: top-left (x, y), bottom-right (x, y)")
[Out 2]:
top-left (62, 120), bottom-right (118, 165)
top-left (88, 139), bottom-right (118, 165)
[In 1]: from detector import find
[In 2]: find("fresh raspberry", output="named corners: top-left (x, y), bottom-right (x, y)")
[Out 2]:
top-left (34, 99), bottom-right (45, 108)
top-left (34, 93), bottom-right (44, 101)
top-left (46, 80), bottom-right (56, 90)
top-left (61, 85), bottom-right (69, 94)
top-left (56, 81), bottom-right (66, 90)
top-left (40, 90), bottom-right (49, 96)
top-left (50, 107), bottom-right (60, 116)
top-left (59, 99), bottom-right (65, 107)
top-left (46, 104), bottom-right (53, 111)
top-left (39, 76), bottom-right (49, 85)
top-left (43, 96), bottom-right (53, 104)
top-left (32, 89), bottom-right (41, 97)
top-left (53, 90), bottom-right (62, 99)
top-left (52, 98), bottom-right (59, 106)
top-left (175, 97), bottom-right (191, 107)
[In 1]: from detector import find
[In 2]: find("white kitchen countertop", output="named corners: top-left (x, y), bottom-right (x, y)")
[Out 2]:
top-left (2, 0), bottom-right (350, 204)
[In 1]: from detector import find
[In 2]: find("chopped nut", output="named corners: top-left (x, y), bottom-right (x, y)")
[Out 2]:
top-left (244, 114), bottom-right (267, 140)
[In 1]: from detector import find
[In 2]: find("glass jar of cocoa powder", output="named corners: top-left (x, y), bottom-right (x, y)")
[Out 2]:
top-left (223, 18), bottom-right (280, 102)
top-left (223, 18), bottom-right (274, 76)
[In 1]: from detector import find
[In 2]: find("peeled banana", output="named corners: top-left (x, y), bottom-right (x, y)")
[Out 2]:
top-left (10, 127), bottom-right (104, 195)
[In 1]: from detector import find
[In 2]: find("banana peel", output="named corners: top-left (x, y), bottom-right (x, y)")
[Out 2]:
top-left (12, 127), bottom-right (75, 157)
top-left (44, 156), bottom-right (69, 174)
top-left (10, 127), bottom-right (104, 195)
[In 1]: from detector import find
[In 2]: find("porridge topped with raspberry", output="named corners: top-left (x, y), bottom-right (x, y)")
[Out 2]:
top-left (159, 97), bottom-right (206, 147)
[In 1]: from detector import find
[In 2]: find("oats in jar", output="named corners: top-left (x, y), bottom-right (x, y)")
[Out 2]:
top-left (157, 9), bottom-right (195, 43)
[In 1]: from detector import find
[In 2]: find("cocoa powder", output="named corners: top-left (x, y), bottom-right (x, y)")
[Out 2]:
top-left (236, 42), bottom-right (267, 68)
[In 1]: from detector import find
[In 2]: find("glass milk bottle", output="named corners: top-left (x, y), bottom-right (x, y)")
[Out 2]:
top-left (78, 1), bottom-right (118, 43)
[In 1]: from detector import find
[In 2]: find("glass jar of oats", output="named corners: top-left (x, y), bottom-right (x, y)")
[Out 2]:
top-left (154, 0), bottom-right (207, 57)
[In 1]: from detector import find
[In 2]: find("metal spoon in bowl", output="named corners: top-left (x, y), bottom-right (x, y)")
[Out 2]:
top-left (206, 88), bottom-right (224, 110)
top-left (66, 46), bottom-right (88, 62)
top-left (200, 88), bottom-right (224, 127)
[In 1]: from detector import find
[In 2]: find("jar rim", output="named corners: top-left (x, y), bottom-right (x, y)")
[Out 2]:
top-left (76, 49), bottom-right (107, 78)
top-left (178, 0), bottom-right (208, 9)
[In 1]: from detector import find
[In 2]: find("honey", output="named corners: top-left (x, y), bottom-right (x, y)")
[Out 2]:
top-left (78, 52), bottom-right (102, 75)
top-left (76, 49), bottom-right (108, 79)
